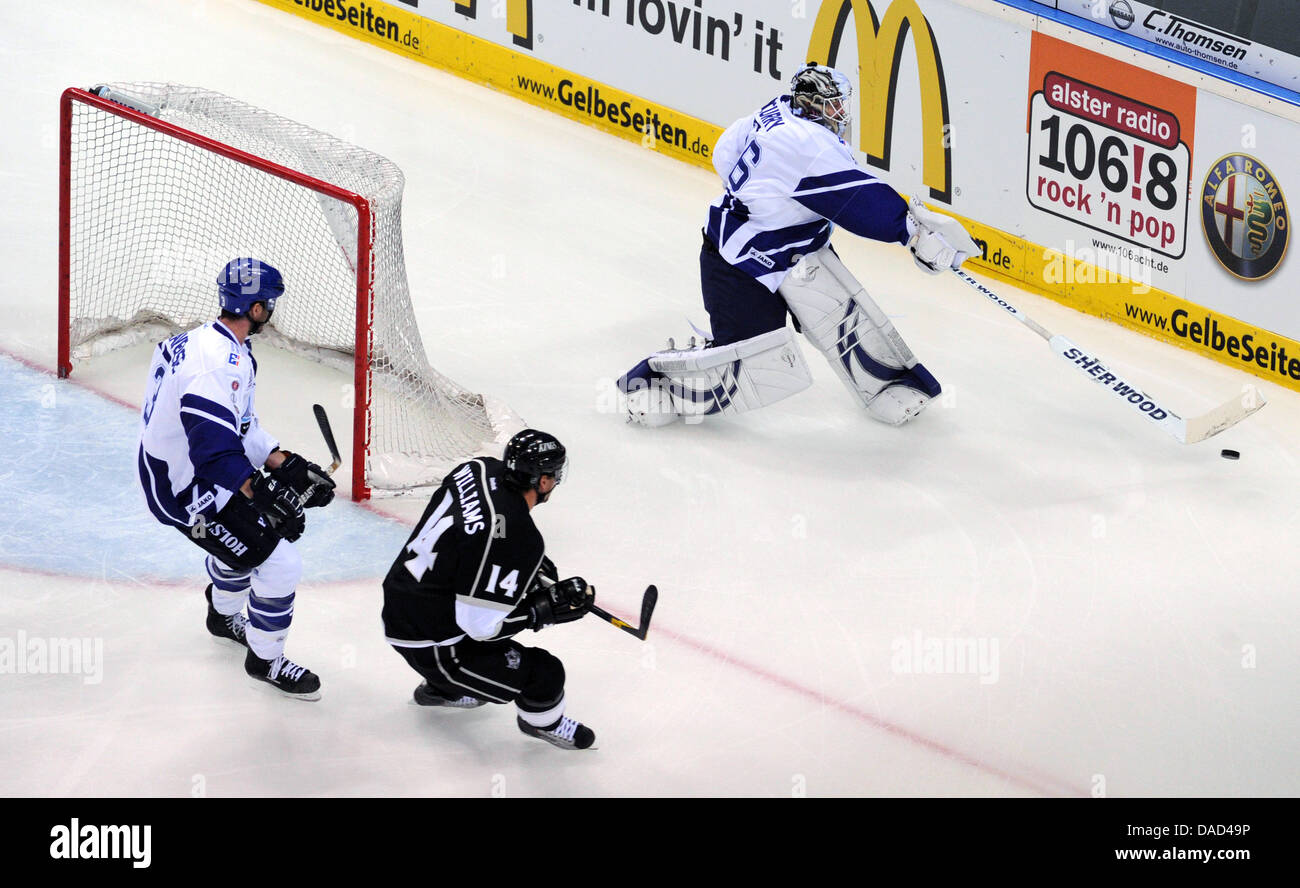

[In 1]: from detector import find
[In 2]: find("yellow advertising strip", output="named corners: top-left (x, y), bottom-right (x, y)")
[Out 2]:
top-left (252, 0), bottom-right (720, 170)
top-left (958, 212), bottom-right (1300, 393)
top-left (254, 0), bottom-right (1299, 393)
top-left (255, 0), bottom-right (427, 59)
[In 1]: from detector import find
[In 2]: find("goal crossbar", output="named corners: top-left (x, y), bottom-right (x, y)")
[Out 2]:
top-left (61, 86), bottom-right (380, 501)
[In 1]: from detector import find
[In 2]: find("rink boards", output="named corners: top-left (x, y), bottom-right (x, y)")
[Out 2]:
top-left (252, 0), bottom-right (1300, 393)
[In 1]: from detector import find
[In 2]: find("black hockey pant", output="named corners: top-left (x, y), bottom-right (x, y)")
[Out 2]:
top-left (395, 639), bottom-right (565, 719)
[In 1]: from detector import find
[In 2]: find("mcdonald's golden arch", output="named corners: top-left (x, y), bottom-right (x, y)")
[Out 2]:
top-left (809, 0), bottom-right (953, 203)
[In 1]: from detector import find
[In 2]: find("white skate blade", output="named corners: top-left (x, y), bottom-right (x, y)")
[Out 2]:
top-left (247, 675), bottom-right (322, 702)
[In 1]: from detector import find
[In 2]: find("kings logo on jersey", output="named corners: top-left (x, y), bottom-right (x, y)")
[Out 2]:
top-left (807, 0), bottom-right (954, 203)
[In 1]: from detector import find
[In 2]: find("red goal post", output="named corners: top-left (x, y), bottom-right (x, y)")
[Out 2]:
top-left (59, 86), bottom-right (375, 499)
top-left (58, 83), bottom-right (515, 501)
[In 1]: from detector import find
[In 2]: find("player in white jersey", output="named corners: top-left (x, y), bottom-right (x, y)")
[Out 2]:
top-left (138, 258), bottom-right (336, 700)
top-left (617, 63), bottom-right (980, 427)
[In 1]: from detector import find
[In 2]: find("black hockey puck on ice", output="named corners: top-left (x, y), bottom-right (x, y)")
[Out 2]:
top-left (1221, 449), bottom-right (1240, 460)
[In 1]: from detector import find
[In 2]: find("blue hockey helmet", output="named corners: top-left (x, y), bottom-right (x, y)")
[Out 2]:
top-left (217, 258), bottom-right (284, 316)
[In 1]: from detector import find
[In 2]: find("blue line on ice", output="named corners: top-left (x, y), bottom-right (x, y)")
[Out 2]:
top-left (0, 355), bottom-right (408, 583)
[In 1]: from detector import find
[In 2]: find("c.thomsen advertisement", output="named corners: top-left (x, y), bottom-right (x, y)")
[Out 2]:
top-left (1058, 0), bottom-right (1300, 95)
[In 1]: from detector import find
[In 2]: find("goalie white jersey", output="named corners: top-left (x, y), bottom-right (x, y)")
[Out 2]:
top-left (137, 321), bottom-right (279, 529)
top-left (705, 96), bottom-right (911, 291)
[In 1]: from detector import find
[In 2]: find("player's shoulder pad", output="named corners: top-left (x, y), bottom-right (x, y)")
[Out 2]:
top-left (183, 322), bottom-right (241, 370)
top-left (764, 114), bottom-right (841, 170)
top-left (166, 323), bottom-right (230, 383)
top-left (483, 457), bottom-right (542, 538)
top-left (791, 115), bottom-right (848, 154)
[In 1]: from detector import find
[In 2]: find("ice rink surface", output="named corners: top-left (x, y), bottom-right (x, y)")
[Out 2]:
top-left (2, 0), bottom-right (1298, 797)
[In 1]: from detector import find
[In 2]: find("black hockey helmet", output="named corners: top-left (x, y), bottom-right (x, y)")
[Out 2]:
top-left (503, 429), bottom-right (568, 493)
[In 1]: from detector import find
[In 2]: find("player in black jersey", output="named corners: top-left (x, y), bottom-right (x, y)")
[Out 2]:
top-left (381, 429), bottom-right (597, 750)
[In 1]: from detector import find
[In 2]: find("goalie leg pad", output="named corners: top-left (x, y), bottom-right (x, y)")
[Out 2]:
top-left (629, 327), bottom-right (813, 421)
top-left (779, 246), bottom-right (940, 424)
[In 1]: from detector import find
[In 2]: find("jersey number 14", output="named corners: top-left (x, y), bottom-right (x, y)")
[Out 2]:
top-left (482, 564), bottom-right (520, 598)
top-left (405, 491), bottom-right (454, 582)
top-left (405, 490), bottom-right (521, 599)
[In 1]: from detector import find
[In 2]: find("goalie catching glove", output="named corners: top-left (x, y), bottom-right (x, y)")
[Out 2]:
top-left (906, 196), bottom-right (979, 274)
top-left (527, 575), bottom-right (594, 630)
top-left (270, 451), bottom-right (336, 508)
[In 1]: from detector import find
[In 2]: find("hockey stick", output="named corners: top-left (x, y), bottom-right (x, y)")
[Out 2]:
top-left (590, 586), bottom-right (658, 641)
top-left (285, 404), bottom-right (341, 511)
top-left (954, 269), bottom-right (1266, 443)
top-left (539, 575), bottom-right (659, 641)
top-left (312, 403), bottom-right (343, 475)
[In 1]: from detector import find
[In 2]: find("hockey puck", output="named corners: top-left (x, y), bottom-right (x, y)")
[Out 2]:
top-left (1220, 449), bottom-right (1240, 460)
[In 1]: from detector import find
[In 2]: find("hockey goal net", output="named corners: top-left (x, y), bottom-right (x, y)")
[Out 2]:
top-left (59, 83), bottom-right (519, 500)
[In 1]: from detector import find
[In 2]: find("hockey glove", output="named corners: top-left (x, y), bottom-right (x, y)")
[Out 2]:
top-left (248, 472), bottom-right (306, 542)
top-left (536, 556), bottom-right (559, 587)
top-left (906, 197), bottom-right (979, 274)
top-left (270, 452), bottom-right (336, 508)
top-left (528, 577), bottom-right (594, 631)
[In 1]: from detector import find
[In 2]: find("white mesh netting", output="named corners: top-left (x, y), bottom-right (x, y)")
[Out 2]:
top-left (65, 82), bottom-right (519, 494)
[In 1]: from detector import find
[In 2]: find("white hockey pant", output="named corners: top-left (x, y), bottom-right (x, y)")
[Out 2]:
top-left (208, 540), bottom-right (302, 660)
top-left (778, 246), bottom-right (940, 425)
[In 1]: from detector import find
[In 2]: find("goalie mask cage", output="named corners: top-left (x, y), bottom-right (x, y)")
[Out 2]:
top-left (59, 83), bottom-right (517, 500)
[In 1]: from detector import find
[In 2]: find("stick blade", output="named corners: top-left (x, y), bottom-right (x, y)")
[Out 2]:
top-left (636, 585), bottom-right (658, 640)
top-left (1179, 387), bottom-right (1267, 444)
top-left (312, 403), bottom-right (343, 473)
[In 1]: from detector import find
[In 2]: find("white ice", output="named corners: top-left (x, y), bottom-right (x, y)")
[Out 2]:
top-left (1, 0), bottom-right (1297, 797)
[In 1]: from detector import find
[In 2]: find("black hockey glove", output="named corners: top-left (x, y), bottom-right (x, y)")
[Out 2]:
top-left (270, 452), bottom-right (336, 508)
top-left (248, 472), bottom-right (306, 542)
top-left (527, 577), bottom-right (594, 631)
top-left (536, 556), bottom-right (559, 587)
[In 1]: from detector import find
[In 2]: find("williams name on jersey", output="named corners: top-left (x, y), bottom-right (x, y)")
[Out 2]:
top-left (382, 457), bottom-right (546, 649)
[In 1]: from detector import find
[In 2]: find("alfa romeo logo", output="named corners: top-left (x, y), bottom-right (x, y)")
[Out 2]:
top-left (1202, 154), bottom-right (1289, 281)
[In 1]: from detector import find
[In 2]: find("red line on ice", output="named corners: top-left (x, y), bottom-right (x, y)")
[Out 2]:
top-left (621, 618), bottom-right (1085, 797)
top-left (7, 343), bottom-right (1084, 796)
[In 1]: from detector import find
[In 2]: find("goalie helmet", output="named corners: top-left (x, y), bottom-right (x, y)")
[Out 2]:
top-left (789, 62), bottom-right (853, 138)
top-left (217, 257), bottom-right (284, 317)
top-left (503, 429), bottom-right (568, 496)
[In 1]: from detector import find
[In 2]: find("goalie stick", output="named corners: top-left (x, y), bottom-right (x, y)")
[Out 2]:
top-left (954, 269), bottom-right (1266, 444)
